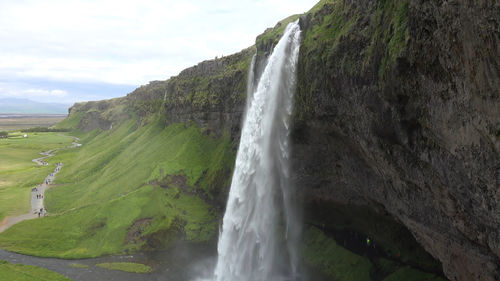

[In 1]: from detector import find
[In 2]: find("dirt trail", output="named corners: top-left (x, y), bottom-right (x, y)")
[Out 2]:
top-left (0, 136), bottom-right (80, 233)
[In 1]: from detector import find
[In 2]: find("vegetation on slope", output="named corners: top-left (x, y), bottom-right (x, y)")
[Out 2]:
top-left (53, 111), bottom-right (83, 131)
top-left (383, 266), bottom-right (446, 281)
top-left (304, 226), bottom-right (373, 281)
top-left (303, 226), bottom-right (448, 281)
top-left (0, 116), bottom-right (235, 258)
top-left (160, 48), bottom-right (254, 131)
top-left (306, 202), bottom-right (443, 272)
top-left (0, 260), bottom-right (72, 281)
top-left (294, 0), bottom-right (410, 122)
top-left (256, 14), bottom-right (301, 49)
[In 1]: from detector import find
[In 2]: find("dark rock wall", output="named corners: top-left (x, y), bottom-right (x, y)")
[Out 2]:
top-left (68, 48), bottom-right (254, 137)
top-left (162, 48), bottom-right (254, 139)
top-left (293, 1), bottom-right (500, 280)
top-left (69, 100), bottom-right (117, 132)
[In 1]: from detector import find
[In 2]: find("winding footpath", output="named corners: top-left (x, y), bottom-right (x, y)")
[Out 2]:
top-left (0, 136), bottom-right (217, 280)
top-left (0, 137), bottom-right (80, 233)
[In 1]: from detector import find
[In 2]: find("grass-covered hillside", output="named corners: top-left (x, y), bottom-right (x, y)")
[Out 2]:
top-left (0, 112), bottom-right (235, 258)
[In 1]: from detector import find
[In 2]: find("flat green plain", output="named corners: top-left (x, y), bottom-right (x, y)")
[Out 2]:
top-left (0, 260), bottom-right (72, 281)
top-left (0, 132), bottom-right (74, 221)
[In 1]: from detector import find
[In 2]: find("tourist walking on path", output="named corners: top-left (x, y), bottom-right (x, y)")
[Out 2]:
top-left (0, 137), bottom-right (79, 234)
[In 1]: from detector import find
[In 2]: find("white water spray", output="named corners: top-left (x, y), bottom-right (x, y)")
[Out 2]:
top-left (214, 21), bottom-right (302, 281)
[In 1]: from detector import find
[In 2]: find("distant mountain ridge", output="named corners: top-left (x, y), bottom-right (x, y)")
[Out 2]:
top-left (0, 98), bottom-right (70, 114)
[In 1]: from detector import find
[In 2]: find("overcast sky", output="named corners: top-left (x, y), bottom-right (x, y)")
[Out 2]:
top-left (0, 0), bottom-right (318, 105)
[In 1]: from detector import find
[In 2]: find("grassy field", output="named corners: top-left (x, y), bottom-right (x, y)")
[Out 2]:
top-left (96, 262), bottom-right (152, 273)
top-left (0, 116), bottom-right (235, 258)
top-left (0, 132), bottom-right (74, 221)
top-left (303, 226), bottom-right (373, 281)
top-left (0, 260), bottom-right (72, 281)
top-left (0, 115), bottom-right (67, 131)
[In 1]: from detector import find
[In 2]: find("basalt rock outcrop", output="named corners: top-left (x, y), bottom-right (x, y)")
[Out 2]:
top-left (292, 1), bottom-right (500, 281)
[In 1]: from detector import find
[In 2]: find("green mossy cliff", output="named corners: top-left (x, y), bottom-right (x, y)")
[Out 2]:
top-left (54, 0), bottom-right (499, 280)
top-left (292, 1), bottom-right (499, 281)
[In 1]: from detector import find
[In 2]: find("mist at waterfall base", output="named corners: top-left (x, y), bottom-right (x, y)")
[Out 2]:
top-left (193, 21), bottom-right (303, 281)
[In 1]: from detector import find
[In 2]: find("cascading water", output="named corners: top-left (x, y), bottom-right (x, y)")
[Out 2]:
top-left (214, 21), bottom-right (302, 281)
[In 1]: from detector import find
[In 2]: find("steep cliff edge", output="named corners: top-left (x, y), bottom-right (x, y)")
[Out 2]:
top-left (60, 0), bottom-right (499, 280)
top-left (63, 47), bottom-right (253, 138)
top-left (293, 0), bottom-right (500, 280)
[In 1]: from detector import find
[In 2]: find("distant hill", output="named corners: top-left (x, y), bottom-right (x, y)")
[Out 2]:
top-left (0, 98), bottom-right (70, 114)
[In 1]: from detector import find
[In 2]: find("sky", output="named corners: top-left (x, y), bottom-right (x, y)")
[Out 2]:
top-left (0, 0), bottom-right (318, 105)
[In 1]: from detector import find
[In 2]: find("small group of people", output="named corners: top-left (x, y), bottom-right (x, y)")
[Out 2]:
top-left (37, 207), bottom-right (45, 217)
top-left (36, 194), bottom-right (44, 199)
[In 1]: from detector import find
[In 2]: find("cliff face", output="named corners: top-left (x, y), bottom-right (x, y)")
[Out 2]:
top-left (67, 48), bottom-right (253, 138)
top-left (163, 48), bottom-right (253, 138)
top-left (67, 98), bottom-right (128, 132)
top-left (293, 0), bottom-right (500, 280)
top-left (63, 0), bottom-right (499, 280)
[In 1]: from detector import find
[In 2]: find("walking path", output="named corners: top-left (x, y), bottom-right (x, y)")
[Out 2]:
top-left (0, 135), bottom-right (224, 281)
top-left (0, 242), bottom-right (214, 281)
top-left (0, 137), bottom-right (80, 233)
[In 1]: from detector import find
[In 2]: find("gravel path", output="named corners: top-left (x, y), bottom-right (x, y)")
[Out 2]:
top-left (0, 137), bottom-right (80, 233)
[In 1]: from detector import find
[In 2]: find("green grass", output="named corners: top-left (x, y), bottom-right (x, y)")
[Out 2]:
top-left (383, 266), bottom-right (447, 281)
top-left (302, 0), bottom-right (359, 52)
top-left (303, 226), bottom-right (373, 281)
top-left (68, 263), bottom-right (88, 269)
top-left (53, 111), bottom-right (83, 131)
top-left (374, 258), bottom-right (400, 277)
top-left (374, 0), bottom-right (410, 78)
top-left (0, 132), bottom-right (74, 221)
top-left (96, 262), bottom-right (152, 273)
top-left (303, 226), bottom-right (448, 281)
top-left (166, 51), bottom-right (253, 112)
top-left (306, 202), bottom-right (442, 272)
top-left (256, 14), bottom-right (301, 47)
top-left (0, 116), bottom-right (234, 258)
top-left (0, 260), bottom-right (72, 281)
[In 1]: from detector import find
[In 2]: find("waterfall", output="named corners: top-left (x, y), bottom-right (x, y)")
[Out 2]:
top-left (214, 20), bottom-right (302, 281)
top-left (246, 54), bottom-right (257, 109)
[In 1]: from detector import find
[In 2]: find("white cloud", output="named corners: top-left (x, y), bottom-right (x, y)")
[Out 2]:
top-left (0, 0), bottom-right (318, 101)
top-left (15, 88), bottom-right (68, 98)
